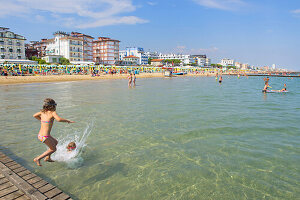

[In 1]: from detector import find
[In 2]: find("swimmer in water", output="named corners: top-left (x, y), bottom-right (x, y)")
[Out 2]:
top-left (67, 142), bottom-right (76, 152)
top-left (272, 84), bottom-right (287, 92)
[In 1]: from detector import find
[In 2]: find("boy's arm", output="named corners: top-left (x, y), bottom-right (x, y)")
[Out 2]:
top-left (52, 111), bottom-right (75, 123)
top-left (33, 112), bottom-right (41, 121)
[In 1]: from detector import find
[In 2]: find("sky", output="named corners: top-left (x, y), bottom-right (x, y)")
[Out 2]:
top-left (0, 0), bottom-right (300, 70)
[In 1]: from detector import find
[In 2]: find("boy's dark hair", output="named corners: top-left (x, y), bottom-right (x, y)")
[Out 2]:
top-left (41, 98), bottom-right (56, 113)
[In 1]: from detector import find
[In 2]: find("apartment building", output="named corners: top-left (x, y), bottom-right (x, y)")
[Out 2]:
top-left (119, 47), bottom-right (148, 65)
top-left (93, 37), bottom-right (120, 65)
top-left (0, 27), bottom-right (26, 60)
top-left (45, 31), bottom-right (84, 62)
top-left (157, 53), bottom-right (191, 65)
top-left (220, 58), bottom-right (235, 66)
top-left (71, 32), bottom-right (94, 62)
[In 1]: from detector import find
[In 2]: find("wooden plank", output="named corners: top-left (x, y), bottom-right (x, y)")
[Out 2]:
top-left (0, 153), bottom-right (6, 158)
top-left (32, 180), bottom-right (48, 189)
top-left (14, 194), bottom-right (31, 200)
top-left (0, 158), bottom-right (14, 164)
top-left (0, 185), bottom-right (18, 198)
top-left (13, 167), bottom-right (27, 174)
top-left (9, 164), bottom-right (22, 170)
top-left (0, 182), bottom-right (13, 191)
top-left (38, 183), bottom-right (55, 193)
top-left (44, 188), bottom-right (63, 198)
top-left (22, 173), bottom-right (37, 181)
top-left (16, 170), bottom-right (31, 177)
top-left (0, 190), bottom-right (24, 200)
top-left (4, 162), bottom-right (18, 167)
top-left (0, 174), bottom-right (4, 179)
top-left (0, 178), bottom-right (8, 185)
top-left (52, 192), bottom-right (71, 200)
top-left (27, 177), bottom-right (42, 185)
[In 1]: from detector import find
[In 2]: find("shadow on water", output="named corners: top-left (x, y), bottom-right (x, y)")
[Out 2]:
top-left (0, 146), bottom-right (76, 199)
top-left (86, 162), bottom-right (127, 184)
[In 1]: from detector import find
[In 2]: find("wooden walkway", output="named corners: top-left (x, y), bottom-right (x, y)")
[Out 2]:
top-left (0, 152), bottom-right (72, 200)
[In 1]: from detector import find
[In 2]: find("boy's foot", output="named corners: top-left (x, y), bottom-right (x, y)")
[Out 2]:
top-left (33, 158), bottom-right (42, 166)
top-left (44, 158), bottom-right (55, 162)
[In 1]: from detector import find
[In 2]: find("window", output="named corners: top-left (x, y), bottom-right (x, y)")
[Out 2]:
top-left (9, 49), bottom-right (13, 52)
top-left (1, 55), bottom-right (4, 59)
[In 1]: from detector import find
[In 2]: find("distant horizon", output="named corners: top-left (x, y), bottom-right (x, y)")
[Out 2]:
top-left (1, 0), bottom-right (299, 70)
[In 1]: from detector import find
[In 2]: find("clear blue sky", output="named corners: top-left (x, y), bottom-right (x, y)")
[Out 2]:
top-left (1, 0), bottom-right (299, 70)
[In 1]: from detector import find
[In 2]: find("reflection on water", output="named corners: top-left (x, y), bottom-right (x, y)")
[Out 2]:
top-left (0, 77), bottom-right (299, 200)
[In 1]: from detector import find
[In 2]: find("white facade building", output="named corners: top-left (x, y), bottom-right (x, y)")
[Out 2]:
top-left (119, 47), bottom-right (148, 65)
top-left (45, 31), bottom-right (84, 63)
top-left (0, 27), bottom-right (26, 60)
top-left (157, 53), bottom-right (191, 65)
top-left (144, 51), bottom-right (159, 59)
top-left (221, 58), bottom-right (235, 66)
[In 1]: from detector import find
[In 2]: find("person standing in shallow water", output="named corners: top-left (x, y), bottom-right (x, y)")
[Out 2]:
top-left (33, 98), bottom-right (74, 166)
top-left (219, 76), bottom-right (223, 83)
top-left (128, 73), bottom-right (132, 87)
top-left (132, 73), bottom-right (136, 86)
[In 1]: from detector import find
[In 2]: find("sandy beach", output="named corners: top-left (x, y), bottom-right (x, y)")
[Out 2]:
top-left (0, 73), bottom-right (217, 85)
top-left (0, 73), bottom-right (165, 85)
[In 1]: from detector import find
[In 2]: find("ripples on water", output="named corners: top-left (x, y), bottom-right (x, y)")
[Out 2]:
top-left (0, 76), bottom-right (299, 199)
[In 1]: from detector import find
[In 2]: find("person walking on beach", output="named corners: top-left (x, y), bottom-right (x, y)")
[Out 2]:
top-left (128, 73), bottom-right (132, 87)
top-left (33, 98), bottom-right (74, 166)
top-left (132, 73), bottom-right (136, 86)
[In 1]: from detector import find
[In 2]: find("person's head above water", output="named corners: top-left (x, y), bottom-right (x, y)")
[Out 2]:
top-left (67, 142), bottom-right (76, 151)
top-left (41, 98), bottom-right (57, 112)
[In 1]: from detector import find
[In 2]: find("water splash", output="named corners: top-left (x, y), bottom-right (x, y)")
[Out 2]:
top-left (52, 121), bottom-right (94, 168)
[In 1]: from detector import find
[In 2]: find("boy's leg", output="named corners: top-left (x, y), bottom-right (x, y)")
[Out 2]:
top-left (34, 138), bottom-right (57, 166)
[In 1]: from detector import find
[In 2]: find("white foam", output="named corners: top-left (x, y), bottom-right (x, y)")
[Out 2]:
top-left (52, 121), bottom-right (94, 168)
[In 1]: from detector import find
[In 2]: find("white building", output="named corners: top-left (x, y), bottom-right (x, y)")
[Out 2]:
top-left (191, 55), bottom-right (211, 67)
top-left (120, 47), bottom-right (148, 65)
top-left (144, 51), bottom-right (159, 59)
top-left (157, 53), bottom-right (191, 65)
top-left (221, 58), bottom-right (235, 66)
top-left (0, 27), bottom-right (26, 60)
top-left (45, 31), bottom-right (84, 63)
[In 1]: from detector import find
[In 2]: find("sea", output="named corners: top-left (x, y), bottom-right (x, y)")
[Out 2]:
top-left (0, 75), bottom-right (299, 200)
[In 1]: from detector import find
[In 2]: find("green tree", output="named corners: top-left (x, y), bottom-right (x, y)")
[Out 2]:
top-left (38, 59), bottom-right (46, 64)
top-left (163, 59), bottom-right (181, 66)
top-left (148, 57), bottom-right (153, 65)
top-left (59, 57), bottom-right (70, 65)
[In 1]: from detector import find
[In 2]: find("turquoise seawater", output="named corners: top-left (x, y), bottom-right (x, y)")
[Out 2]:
top-left (0, 76), bottom-right (299, 200)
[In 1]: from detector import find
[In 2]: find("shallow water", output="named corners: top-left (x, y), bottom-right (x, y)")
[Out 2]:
top-left (0, 76), bottom-right (299, 200)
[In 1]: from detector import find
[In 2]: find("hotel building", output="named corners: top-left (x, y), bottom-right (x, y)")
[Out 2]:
top-left (45, 31), bottom-right (84, 63)
top-left (70, 32), bottom-right (94, 62)
top-left (0, 27), bottom-right (26, 60)
top-left (26, 39), bottom-right (49, 58)
top-left (221, 58), bottom-right (235, 66)
top-left (93, 37), bottom-right (120, 65)
top-left (119, 47), bottom-right (148, 65)
top-left (157, 53), bottom-right (191, 65)
top-left (191, 55), bottom-right (211, 67)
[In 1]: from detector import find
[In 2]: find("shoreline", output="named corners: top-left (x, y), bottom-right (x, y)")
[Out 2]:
top-left (0, 73), bottom-right (298, 85)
